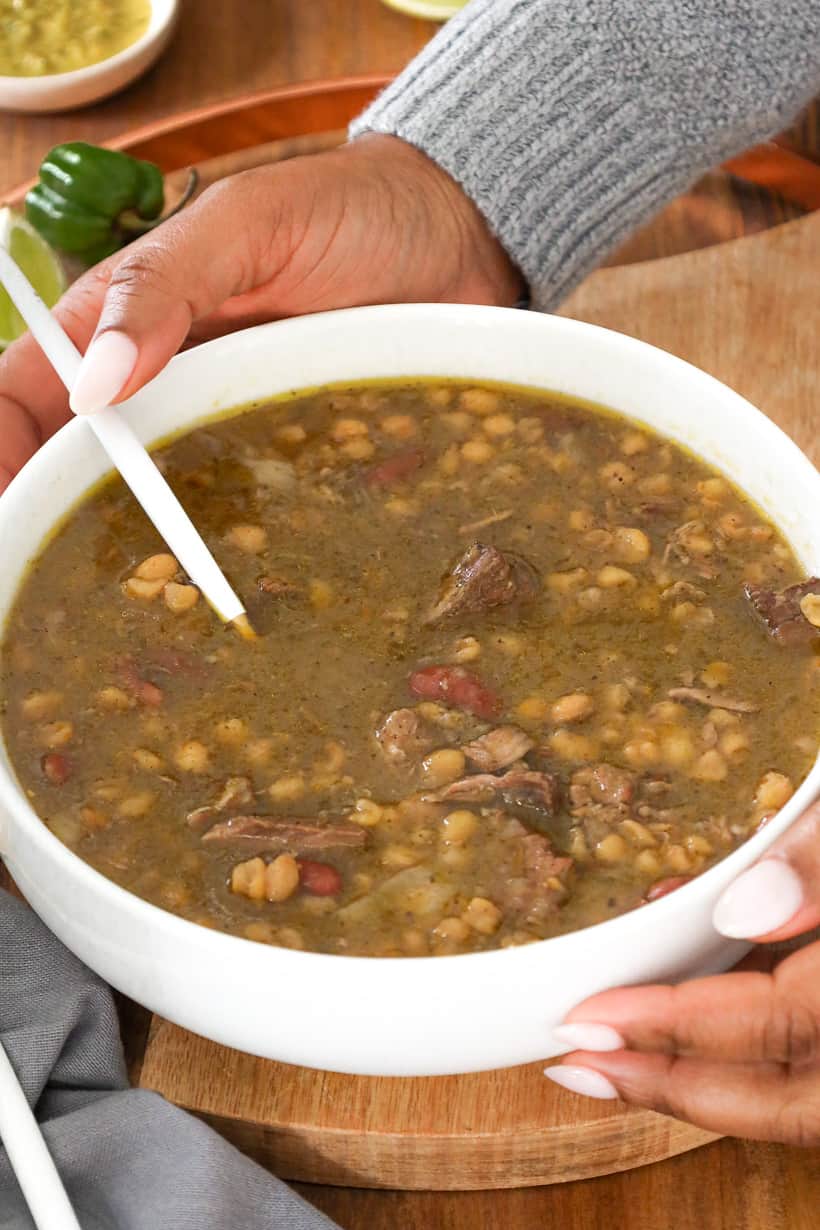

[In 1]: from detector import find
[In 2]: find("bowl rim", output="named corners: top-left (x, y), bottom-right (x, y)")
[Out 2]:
top-left (0, 0), bottom-right (178, 89)
top-left (1, 303), bottom-right (817, 971)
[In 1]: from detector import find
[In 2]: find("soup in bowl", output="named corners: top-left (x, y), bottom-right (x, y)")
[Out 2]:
top-left (0, 305), bottom-right (817, 1075)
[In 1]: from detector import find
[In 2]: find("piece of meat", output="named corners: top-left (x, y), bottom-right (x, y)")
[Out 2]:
top-left (408, 665), bottom-right (501, 720)
top-left (425, 542), bottom-right (539, 624)
top-left (186, 777), bottom-right (255, 832)
top-left (498, 824), bottom-right (574, 923)
top-left (364, 447), bottom-right (425, 488)
top-left (644, 875), bottom-right (693, 903)
top-left (257, 575), bottom-right (301, 598)
top-left (569, 764), bottom-right (635, 809)
top-left (430, 767), bottom-right (558, 818)
top-left (667, 687), bottom-right (759, 714)
top-left (462, 725), bottom-right (534, 773)
top-left (744, 578), bottom-right (820, 645)
top-left (117, 656), bottom-right (163, 707)
top-left (201, 815), bottom-right (368, 855)
top-left (375, 708), bottom-right (434, 767)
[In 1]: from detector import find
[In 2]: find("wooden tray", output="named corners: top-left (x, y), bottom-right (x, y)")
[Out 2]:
top-left (4, 79), bottom-right (820, 1192)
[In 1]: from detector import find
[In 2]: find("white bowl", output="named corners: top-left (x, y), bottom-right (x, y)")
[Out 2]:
top-left (0, 305), bottom-right (818, 1076)
top-left (0, 0), bottom-right (178, 114)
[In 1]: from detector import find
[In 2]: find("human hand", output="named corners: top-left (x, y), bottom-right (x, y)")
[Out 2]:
top-left (0, 135), bottom-right (522, 491)
top-left (545, 799), bottom-right (820, 1145)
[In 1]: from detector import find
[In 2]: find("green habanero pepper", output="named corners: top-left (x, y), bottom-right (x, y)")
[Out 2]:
top-left (24, 142), bottom-right (196, 267)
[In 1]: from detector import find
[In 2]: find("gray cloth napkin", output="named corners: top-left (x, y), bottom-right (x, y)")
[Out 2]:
top-left (0, 890), bottom-right (338, 1230)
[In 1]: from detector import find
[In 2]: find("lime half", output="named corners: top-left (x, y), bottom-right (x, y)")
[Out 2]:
top-left (0, 207), bottom-right (66, 350)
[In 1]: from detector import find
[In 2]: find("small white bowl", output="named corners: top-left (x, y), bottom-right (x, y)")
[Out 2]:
top-left (0, 0), bottom-right (178, 114)
top-left (0, 305), bottom-right (818, 1076)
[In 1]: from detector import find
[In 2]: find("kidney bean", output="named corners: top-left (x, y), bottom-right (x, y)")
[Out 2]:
top-left (644, 875), bottom-right (692, 903)
top-left (41, 753), bottom-right (71, 785)
top-left (365, 447), bottom-right (425, 487)
top-left (409, 665), bottom-right (501, 720)
top-left (298, 859), bottom-right (342, 897)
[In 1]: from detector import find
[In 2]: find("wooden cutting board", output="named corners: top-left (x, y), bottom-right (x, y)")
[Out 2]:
top-left (3, 81), bottom-right (819, 1192)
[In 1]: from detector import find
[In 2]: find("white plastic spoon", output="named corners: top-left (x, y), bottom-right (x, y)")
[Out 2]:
top-left (0, 246), bottom-right (253, 637)
top-left (0, 1038), bottom-right (82, 1230)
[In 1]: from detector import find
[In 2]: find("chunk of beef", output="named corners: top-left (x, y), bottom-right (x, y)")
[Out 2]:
top-left (744, 578), bottom-right (820, 645)
top-left (408, 665), bottom-right (501, 720)
top-left (429, 767), bottom-right (558, 819)
top-left (364, 447), bottom-right (425, 488)
top-left (375, 708), bottom-right (434, 767)
top-left (257, 575), bottom-right (301, 598)
top-left (498, 821), bottom-right (574, 924)
top-left (569, 764), bottom-right (635, 809)
top-left (202, 816), bottom-right (368, 855)
top-left (425, 542), bottom-right (539, 624)
top-left (186, 777), bottom-right (255, 832)
top-left (667, 687), bottom-right (759, 714)
top-left (462, 725), bottom-right (534, 773)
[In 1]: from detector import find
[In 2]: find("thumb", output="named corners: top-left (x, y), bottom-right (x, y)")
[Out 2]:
top-left (69, 171), bottom-right (285, 414)
top-left (712, 797), bottom-right (820, 942)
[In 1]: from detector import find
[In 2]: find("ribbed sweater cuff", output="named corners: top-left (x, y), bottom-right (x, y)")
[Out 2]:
top-left (351, 0), bottom-right (820, 310)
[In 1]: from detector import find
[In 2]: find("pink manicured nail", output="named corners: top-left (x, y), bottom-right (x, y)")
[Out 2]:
top-left (70, 331), bottom-right (138, 414)
top-left (543, 1065), bottom-right (619, 1099)
top-left (551, 1023), bottom-right (625, 1052)
top-left (712, 858), bottom-right (803, 939)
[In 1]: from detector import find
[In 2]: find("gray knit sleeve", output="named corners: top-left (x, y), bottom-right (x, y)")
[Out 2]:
top-left (350, 0), bottom-right (820, 309)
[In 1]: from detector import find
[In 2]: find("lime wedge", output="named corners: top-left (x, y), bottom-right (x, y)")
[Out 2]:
top-left (0, 206), bottom-right (66, 350)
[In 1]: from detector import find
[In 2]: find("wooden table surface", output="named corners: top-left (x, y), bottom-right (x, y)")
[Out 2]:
top-left (1, 3), bottom-right (819, 1228)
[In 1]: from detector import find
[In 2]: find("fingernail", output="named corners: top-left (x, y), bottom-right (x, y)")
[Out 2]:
top-left (543, 1065), bottom-right (619, 1099)
top-left (713, 858), bottom-right (803, 939)
top-left (70, 331), bottom-right (138, 414)
top-left (551, 1023), bottom-right (625, 1052)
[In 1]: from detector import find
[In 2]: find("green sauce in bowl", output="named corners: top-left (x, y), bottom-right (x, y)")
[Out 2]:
top-left (0, 0), bottom-right (151, 77)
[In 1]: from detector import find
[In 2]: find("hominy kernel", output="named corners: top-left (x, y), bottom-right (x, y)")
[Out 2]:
top-left (134, 553), bottom-right (178, 582)
top-left (244, 737), bottom-right (274, 765)
top-left (402, 929), bottom-right (428, 956)
top-left (441, 809), bottom-right (478, 844)
top-left (462, 896), bottom-right (503, 935)
top-left (215, 717), bottom-right (248, 745)
top-left (383, 496), bottom-right (417, 516)
top-left (380, 413), bottom-right (417, 439)
top-left (245, 921), bottom-right (276, 943)
top-left (635, 849), bottom-right (662, 877)
top-left (231, 857), bottom-right (266, 901)
top-left (603, 683), bottom-right (630, 711)
top-left (619, 819), bottom-right (656, 847)
top-left (117, 791), bottom-right (155, 819)
top-left (460, 387), bottom-right (499, 415)
top-left (341, 437), bottom-right (375, 461)
top-left (174, 741), bottom-right (210, 773)
top-left (438, 445), bottom-right (460, 476)
top-left (799, 593), bottom-right (820, 628)
top-left (598, 565), bottom-right (636, 588)
top-left (381, 844), bottom-right (419, 869)
top-left (427, 386), bottom-right (453, 407)
top-left (691, 749), bottom-right (728, 782)
top-left (568, 508), bottom-right (595, 532)
top-left (96, 686), bottom-right (133, 711)
top-left (550, 692), bottom-right (595, 724)
top-left (549, 729), bottom-right (598, 760)
top-left (275, 423), bottom-right (307, 445)
top-left (700, 660), bottom-right (732, 688)
top-left (719, 730), bottom-right (749, 760)
top-left (708, 708), bottom-right (739, 728)
top-left (440, 845), bottom-right (473, 870)
top-left (132, 748), bottom-right (164, 772)
top-left (516, 695), bottom-right (550, 721)
top-left (441, 411), bottom-right (473, 434)
top-left (753, 771), bottom-right (793, 813)
top-left (461, 439), bottom-right (495, 464)
top-left (660, 731), bottom-right (696, 767)
top-left (494, 631), bottom-right (525, 655)
top-left (482, 413), bottom-right (516, 437)
top-left (332, 417), bottom-right (369, 441)
top-left (517, 416), bottom-right (544, 443)
top-left (352, 798), bottom-right (384, 827)
top-left (595, 834), bottom-right (628, 863)
top-left (621, 431), bottom-right (649, 456)
top-left (309, 579), bottom-right (335, 609)
top-left (665, 844), bottom-right (692, 873)
top-left (264, 853), bottom-right (301, 903)
top-left (453, 635), bottom-right (481, 663)
top-left (39, 720), bottom-right (73, 748)
top-left (623, 737), bottom-right (660, 767)
top-left (124, 577), bottom-right (166, 601)
top-left (421, 748), bottom-right (466, 788)
top-left (21, 690), bottom-right (63, 720)
top-left (269, 774), bottom-right (306, 802)
top-left (568, 828), bottom-right (590, 861)
top-left (685, 834), bottom-right (713, 857)
top-left (547, 567), bottom-right (588, 593)
top-left (164, 582), bottom-right (200, 613)
top-left (718, 512), bottom-right (747, 540)
top-left (613, 527), bottom-right (651, 564)
top-left (639, 472), bottom-right (672, 496)
top-left (226, 524), bottom-right (268, 554)
top-left (493, 463), bottom-right (524, 484)
top-left (433, 916), bottom-right (471, 942)
top-left (277, 928), bottom-right (305, 950)
top-left (697, 478), bottom-right (727, 501)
